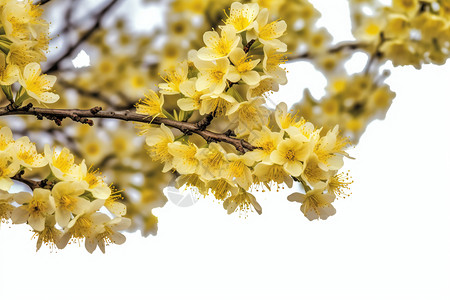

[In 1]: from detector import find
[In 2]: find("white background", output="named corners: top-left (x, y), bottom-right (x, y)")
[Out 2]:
top-left (1, 0), bottom-right (450, 299)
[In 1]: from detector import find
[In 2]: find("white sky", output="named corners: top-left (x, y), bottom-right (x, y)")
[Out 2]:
top-left (1, 1), bottom-right (450, 299)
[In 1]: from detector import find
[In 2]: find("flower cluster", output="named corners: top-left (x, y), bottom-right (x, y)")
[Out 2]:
top-left (293, 73), bottom-right (396, 143)
top-left (0, 125), bottom-right (130, 253)
top-left (47, 0), bottom-right (337, 234)
top-left (351, 0), bottom-right (450, 68)
top-left (136, 2), bottom-right (353, 220)
top-left (0, 0), bottom-right (58, 105)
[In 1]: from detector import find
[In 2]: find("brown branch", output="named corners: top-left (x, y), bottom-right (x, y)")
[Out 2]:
top-left (194, 113), bottom-right (214, 130)
top-left (51, 0), bottom-right (107, 41)
top-left (12, 173), bottom-right (39, 190)
top-left (226, 39), bottom-right (256, 92)
top-left (289, 41), bottom-right (368, 61)
top-left (0, 106), bottom-right (256, 153)
top-left (44, 0), bottom-right (120, 74)
top-left (243, 39), bottom-right (256, 53)
top-left (35, 0), bottom-right (52, 5)
top-left (363, 33), bottom-right (385, 75)
top-left (11, 170), bottom-right (55, 190)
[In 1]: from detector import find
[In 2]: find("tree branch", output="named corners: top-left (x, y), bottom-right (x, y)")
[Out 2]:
top-left (0, 106), bottom-right (256, 153)
top-left (11, 170), bottom-right (55, 191)
top-left (289, 41), bottom-right (368, 60)
top-left (44, 0), bottom-right (120, 74)
top-left (35, 0), bottom-right (52, 5)
top-left (12, 173), bottom-right (39, 190)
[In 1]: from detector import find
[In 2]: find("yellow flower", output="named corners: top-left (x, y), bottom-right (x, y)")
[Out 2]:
top-left (379, 40), bottom-right (420, 68)
top-left (225, 153), bottom-right (255, 190)
top-left (104, 187), bottom-right (127, 217)
top-left (270, 138), bottom-right (312, 176)
top-left (263, 44), bottom-right (287, 84)
top-left (285, 120), bottom-right (320, 143)
top-left (52, 181), bottom-right (90, 227)
top-left (0, 152), bottom-right (19, 191)
top-left (111, 128), bottom-right (135, 158)
top-left (32, 215), bottom-right (65, 251)
top-left (175, 173), bottom-right (207, 196)
top-left (79, 161), bottom-right (111, 200)
top-left (11, 189), bottom-right (54, 231)
top-left (14, 136), bottom-right (47, 169)
top-left (159, 42), bottom-right (183, 70)
top-left (287, 188), bottom-right (336, 221)
top-left (0, 190), bottom-right (14, 223)
top-left (197, 25), bottom-right (240, 61)
top-left (227, 98), bottom-right (270, 136)
top-left (275, 102), bottom-right (319, 142)
top-left (300, 154), bottom-right (331, 188)
top-left (253, 162), bottom-right (293, 189)
top-left (177, 78), bottom-right (206, 111)
top-left (145, 124), bottom-right (175, 172)
top-left (44, 145), bottom-right (79, 181)
top-left (227, 48), bottom-right (261, 86)
top-left (6, 41), bottom-right (45, 69)
top-left (384, 14), bottom-right (410, 39)
top-left (251, 8), bottom-right (287, 52)
top-left (247, 75), bottom-right (279, 99)
top-left (0, 53), bottom-right (19, 85)
top-left (327, 171), bottom-right (353, 199)
top-left (0, 126), bottom-right (14, 153)
top-left (168, 142), bottom-right (199, 175)
top-left (356, 18), bottom-right (384, 41)
top-left (79, 133), bottom-right (109, 166)
top-left (274, 102), bottom-right (296, 130)
top-left (86, 217), bottom-right (131, 254)
top-left (136, 89), bottom-right (165, 118)
top-left (247, 126), bottom-right (283, 163)
top-left (307, 28), bottom-right (332, 53)
top-left (199, 92), bottom-right (237, 116)
top-left (195, 58), bottom-right (230, 94)
top-left (19, 62), bottom-right (59, 104)
top-left (195, 143), bottom-right (228, 181)
top-left (223, 190), bottom-right (262, 215)
top-left (172, 0), bottom-right (210, 15)
top-left (252, 0), bottom-right (284, 12)
top-left (206, 178), bottom-right (238, 201)
top-left (158, 60), bottom-right (189, 95)
top-left (223, 2), bottom-right (259, 33)
top-left (392, 0), bottom-right (418, 15)
top-left (275, 103), bottom-right (316, 140)
top-left (1, 0), bottom-right (47, 40)
top-left (368, 85), bottom-right (395, 110)
top-left (313, 125), bottom-right (350, 171)
top-left (64, 199), bottom-right (107, 251)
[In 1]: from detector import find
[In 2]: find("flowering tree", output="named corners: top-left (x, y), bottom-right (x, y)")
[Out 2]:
top-left (0, 0), bottom-right (446, 253)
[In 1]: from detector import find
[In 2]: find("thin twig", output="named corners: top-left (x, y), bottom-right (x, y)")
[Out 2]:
top-left (11, 170), bottom-right (55, 191)
top-left (35, 0), bottom-right (52, 5)
top-left (44, 0), bottom-right (120, 74)
top-left (289, 41), bottom-right (368, 61)
top-left (363, 33), bottom-right (385, 75)
top-left (11, 173), bottom-right (39, 190)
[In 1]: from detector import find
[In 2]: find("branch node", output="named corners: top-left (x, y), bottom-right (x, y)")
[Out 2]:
top-left (244, 39), bottom-right (256, 53)
top-left (195, 113), bottom-right (214, 131)
top-left (6, 103), bottom-right (18, 112)
top-left (180, 128), bottom-right (192, 135)
top-left (90, 106), bottom-right (102, 114)
top-left (224, 129), bottom-right (236, 137)
top-left (23, 103), bottom-right (33, 111)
